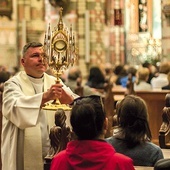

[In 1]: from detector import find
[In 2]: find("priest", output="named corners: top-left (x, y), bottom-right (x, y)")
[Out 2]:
top-left (1, 42), bottom-right (77, 170)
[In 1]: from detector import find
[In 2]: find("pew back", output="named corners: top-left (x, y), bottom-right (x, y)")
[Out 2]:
top-left (0, 89), bottom-right (3, 170)
top-left (136, 91), bottom-right (167, 144)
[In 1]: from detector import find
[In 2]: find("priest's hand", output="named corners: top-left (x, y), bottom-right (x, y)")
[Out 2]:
top-left (41, 83), bottom-right (63, 106)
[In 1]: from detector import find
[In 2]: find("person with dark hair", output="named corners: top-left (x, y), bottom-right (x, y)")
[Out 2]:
top-left (142, 61), bottom-right (155, 84)
top-left (86, 66), bottom-right (106, 89)
top-left (1, 42), bottom-right (77, 170)
top-left (106, 95), bottom-right (163, 166)
top-left (119, 66), bottom-right (137, 88)
top-left (65, 66), bottom-right (102, 96)
top-left (154, 159), bottom-right (170, 170)
top-left (11, 66), bottom-right (20, 76)
top-left (50, 95), bottom-right (135, 170)
top-left (0, 70), bottom-right (10, 84)
top-left (0, 65), bottom-right (11, 84)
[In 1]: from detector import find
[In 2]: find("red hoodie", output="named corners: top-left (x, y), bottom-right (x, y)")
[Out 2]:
top-left (50, 140), bottom-right (135, 170)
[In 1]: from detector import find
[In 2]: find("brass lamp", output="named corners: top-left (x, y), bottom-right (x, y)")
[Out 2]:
top-left (43, 7), bottom-right (78, 111)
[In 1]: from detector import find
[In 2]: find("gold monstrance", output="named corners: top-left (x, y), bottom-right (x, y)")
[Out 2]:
top-left (43, 7), bottom-right (78, 111)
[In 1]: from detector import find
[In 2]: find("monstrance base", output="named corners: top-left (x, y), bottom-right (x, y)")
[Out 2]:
top-left (42, 101), bottom-right (71, 111)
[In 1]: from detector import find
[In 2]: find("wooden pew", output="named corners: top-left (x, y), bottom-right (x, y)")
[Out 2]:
top-left (103, 82), bottom-right (115, 137)
top-left (112, 86), bottom-right (170, 145)
top-left (44, 109), bottom-right (72, 170)
top-left (137, 90), bottom-right (169, 145)
top-left (0, 85), bottom-right (4, 170)
top-left (159, 93), bottom-right (170, 148)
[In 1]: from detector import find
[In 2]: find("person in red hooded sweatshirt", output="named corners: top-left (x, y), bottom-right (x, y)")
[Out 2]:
top-left (50, 95), bottom-right (135, 170)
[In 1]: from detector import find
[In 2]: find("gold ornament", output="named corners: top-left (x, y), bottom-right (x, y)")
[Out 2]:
top-left (43, 7), bottom-right (78, 111)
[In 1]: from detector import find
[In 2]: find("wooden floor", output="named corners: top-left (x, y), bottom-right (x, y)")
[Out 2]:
top-left (135, 149), bottom-right (170, 170)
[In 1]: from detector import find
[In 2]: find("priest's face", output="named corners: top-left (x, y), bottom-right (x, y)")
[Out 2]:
top-left (21, 46), bottom-right (48, 78)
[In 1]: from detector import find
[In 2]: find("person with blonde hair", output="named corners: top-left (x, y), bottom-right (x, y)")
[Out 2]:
top-left (151, 62), bottom-right (170, 89)
top-left (134, 67), bottom-right (152, 91)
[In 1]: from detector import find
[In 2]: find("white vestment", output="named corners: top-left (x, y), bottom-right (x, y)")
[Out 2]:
top-left (1, 71), bottom-right (74, 170)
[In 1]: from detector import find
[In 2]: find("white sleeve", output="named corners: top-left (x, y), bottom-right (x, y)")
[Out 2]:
top-left (2, 79), bottom-right (42, 129)
top-left (60, 79), bottom-right (79, 99)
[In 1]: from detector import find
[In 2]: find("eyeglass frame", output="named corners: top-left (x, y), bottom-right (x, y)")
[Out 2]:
top-left (70, 95), bottom-right (105, 112)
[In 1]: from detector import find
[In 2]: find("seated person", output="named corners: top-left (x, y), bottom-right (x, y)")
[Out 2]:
top-left (151, 62), bottom-right (170, 89)
top-left (116, 66), bottom-right (136, 88)
top-left (142, 61), bottom-right (156, 84)
top-left (115, 65), bottom-right (127, 86)
top-left (65, 66), bottom-right (102, 96)
top-left (120, 66), bottom-right (136, 88)
top-left (0, 66), bottom-right (11, 84)
top-left (86, 66), bottom-right (106, 89)
top-left (106, 95), bottom-right (164, 166)
top-left (134, 67), bottom-right (152, 91)
top-left (50, 95), bottom-right (135, 170)
top-left (162, 72), bottom-right (170, 90)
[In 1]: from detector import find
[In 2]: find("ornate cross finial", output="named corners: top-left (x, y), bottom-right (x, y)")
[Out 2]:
top-left (58, 7), bottom-right (63, 31)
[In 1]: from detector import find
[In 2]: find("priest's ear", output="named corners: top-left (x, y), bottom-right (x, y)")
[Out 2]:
top-left (21, 58), bottom-right (25, 66)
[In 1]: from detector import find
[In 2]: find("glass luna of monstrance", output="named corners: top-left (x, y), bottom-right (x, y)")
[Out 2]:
top-left (43, 7), bottom-right (78, 111)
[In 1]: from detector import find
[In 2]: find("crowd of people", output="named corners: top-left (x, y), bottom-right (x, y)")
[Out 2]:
top-left (110, 61), bottom-right (170, 91)
top-left (2, 58), bottom-right (170, 96)
top-left (1, 41), bottom-right (169, 170)
top-left (63, 60), bottom-right (170, 95)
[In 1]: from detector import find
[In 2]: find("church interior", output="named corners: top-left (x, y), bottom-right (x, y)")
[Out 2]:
top-left (1, 0), bottom-right (170, 170)
top-left (0, 0), bottom-right (170, 75)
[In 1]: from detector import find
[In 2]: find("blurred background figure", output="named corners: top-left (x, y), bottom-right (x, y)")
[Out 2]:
top-left (86, 66), bottom-right (107, 90)
top-left (110, 64), bottom-right (124, 85)
top-left (142, 61), bottom-right (156, 84)
top-left (116, 66), bottom-right (137, 88)
top-left (134, 67), bottom-right (152, 91)
top-left (0, 65), bottom-right (11, 85)
top-left (11, 66), bottom-right (20, 76)
top-left (162, 72), bottom-right (170, 90)
top-left (65, 66), bottom-right (102, 96)
top-left (104, 62), bottom-right (113, 83)
top-left (151, 62), bottom-right (170, 89)
top-left (115, 65), bottom-right (127, 86)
